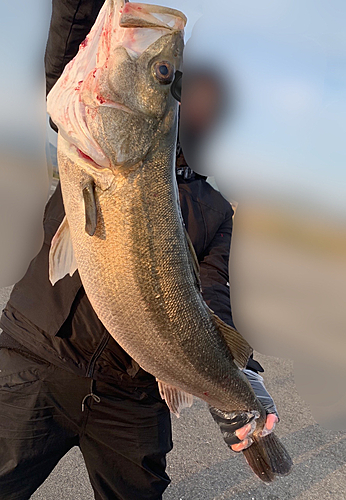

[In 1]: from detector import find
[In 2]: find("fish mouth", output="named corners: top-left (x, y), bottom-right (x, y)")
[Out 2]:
top-left (72, 145), bottom-right (109, 170)
top-left (120, 3), bottom-right (187, 31)
top-left (96, 95), bottom-right (135, 114)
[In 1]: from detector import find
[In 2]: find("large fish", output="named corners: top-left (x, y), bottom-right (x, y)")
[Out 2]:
top-left (47, 0), bottom-right (292, 482)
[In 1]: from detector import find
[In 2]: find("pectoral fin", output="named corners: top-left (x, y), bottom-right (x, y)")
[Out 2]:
top-left (210, 311), bottom-right (253, 369)
top-left (49, 216), bottom-right (77, 285)
top-left (83, 180), bottom-right (97, 236)
top-left (157, 380), bottom-right (194, 417)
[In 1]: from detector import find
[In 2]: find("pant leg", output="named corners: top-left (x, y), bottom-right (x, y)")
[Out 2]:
top-left (0, 348), bottom-right (79, 500)
top-left (79, 381), bottom-right (173, 500)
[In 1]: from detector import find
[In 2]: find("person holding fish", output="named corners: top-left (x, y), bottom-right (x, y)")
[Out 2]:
top-left (0, 1), bottom-right (291, 499)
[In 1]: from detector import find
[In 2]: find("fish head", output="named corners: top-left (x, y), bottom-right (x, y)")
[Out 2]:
top-left (47, 1), bottom-right (186, 172)
top-left (89, 25), bottom-right (185, 168)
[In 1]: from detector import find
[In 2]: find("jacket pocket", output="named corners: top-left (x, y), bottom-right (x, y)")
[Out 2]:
top-left (0, 348), bottom-right (49, 390)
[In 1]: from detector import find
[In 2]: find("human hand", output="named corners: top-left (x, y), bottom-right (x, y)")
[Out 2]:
top-left (210, 368), bottom-right (279, 453)
top-left (230, 412), bottom-right (279, 452)
top-left (209, 407), bottom-right (259, 452)
top-left (231, 367), bottom-right (280, 451)
top-left (209, 406), bottom-right (279, 453)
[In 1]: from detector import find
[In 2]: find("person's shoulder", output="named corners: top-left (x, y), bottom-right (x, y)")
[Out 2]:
top-left (178, 174), bottom-right (234, 218)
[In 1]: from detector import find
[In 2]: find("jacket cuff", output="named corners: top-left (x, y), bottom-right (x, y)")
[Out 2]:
top-left (246, 356), bottom-right (264, 373)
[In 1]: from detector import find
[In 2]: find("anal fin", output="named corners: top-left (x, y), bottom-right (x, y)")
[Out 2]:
top-left (49, 216), bottom-right (77, 285)
top-left (157, 380), bottom-right (193, 417)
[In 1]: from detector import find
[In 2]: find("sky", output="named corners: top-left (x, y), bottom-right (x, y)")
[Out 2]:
top-left (1, 0), bottom-right (345, 219)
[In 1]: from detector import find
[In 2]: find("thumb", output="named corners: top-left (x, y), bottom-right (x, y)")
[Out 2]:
top-left (260, 413), bottom-right (278, 437)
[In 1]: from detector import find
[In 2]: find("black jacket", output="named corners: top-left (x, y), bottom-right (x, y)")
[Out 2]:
top-left (45, 0), bottom-right (105, 97)
top-left (1, 172), bottom-right (264, 384)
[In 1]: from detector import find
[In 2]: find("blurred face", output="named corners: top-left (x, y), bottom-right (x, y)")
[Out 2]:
top-left (180, 77), bottom-right (221, 135)
top-left (178, 73), bottom-right (224, 171)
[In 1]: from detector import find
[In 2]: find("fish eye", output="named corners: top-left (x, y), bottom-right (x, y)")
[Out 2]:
top-left (153, 61), bottom-right (174, 85)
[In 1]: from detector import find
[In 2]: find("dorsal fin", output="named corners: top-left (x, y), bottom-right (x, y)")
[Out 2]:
top-left (184, 227), bottom-right (201, 290)
top-left (210, 309), bottom-right (253, 369)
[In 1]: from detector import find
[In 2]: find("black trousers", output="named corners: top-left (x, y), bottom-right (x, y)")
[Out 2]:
top-left (0, 348), bottom-right (172, 500)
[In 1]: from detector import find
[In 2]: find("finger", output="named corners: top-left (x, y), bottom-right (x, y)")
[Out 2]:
top-left (231, 437), bottom-right (253, 452)
top-left (209, 408), bottom-right (259, 434)
top-left (235, 423), bottom-right (252, 441)
top-left (235, 417), bottom-right (257, 440)
top-left (260, 413), bottom-right (279, 437)
top-left (266, 413), bottom-right (278, 431)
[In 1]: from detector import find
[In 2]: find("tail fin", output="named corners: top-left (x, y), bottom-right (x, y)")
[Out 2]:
top-left (242, 432), bottom-right (293, 482)
top-left (261, 432), bottom-right (293, 475)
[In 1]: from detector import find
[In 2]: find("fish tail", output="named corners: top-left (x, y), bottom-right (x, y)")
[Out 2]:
top-left (242, 436), bottom-right (274, 483)
top-left (242, 432), bottom-right (293, 482)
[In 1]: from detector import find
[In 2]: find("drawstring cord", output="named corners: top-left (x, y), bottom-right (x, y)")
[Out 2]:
top-left (81, 379), bottom-right (101, 412)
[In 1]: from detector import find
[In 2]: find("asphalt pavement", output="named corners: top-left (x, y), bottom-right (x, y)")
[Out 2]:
top-left (1, 279), bottom-right (345, 499)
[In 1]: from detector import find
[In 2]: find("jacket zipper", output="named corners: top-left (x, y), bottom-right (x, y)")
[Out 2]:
top-left (86, 330), bottom-right (110, 378)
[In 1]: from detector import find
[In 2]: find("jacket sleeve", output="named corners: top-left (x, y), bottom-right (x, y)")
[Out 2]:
top-left (199, 205), bottom-right (264, 373)
top-left (44, 0), bottom-right (105, 96)
top-left (199, 206), bottom-right (236, 328)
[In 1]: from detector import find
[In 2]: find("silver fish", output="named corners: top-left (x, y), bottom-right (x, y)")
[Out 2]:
top-left (47, 0), bottom-right (292, 482)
